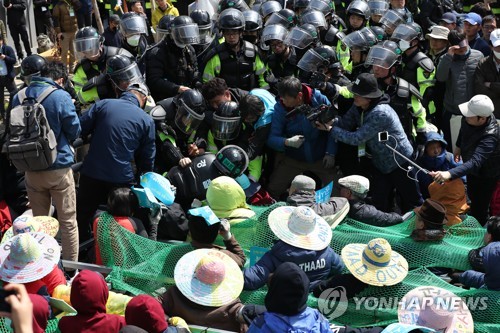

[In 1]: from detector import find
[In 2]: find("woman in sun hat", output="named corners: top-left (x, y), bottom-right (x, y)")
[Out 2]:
top-left (243, 206), bottom-right (344, 291)
top-left (0, 232), bottom-right (66, 296)
top-left (159, 248), bottom-right (249, 332)
top-left (313, 238), bottom-right (408, 299)
top-left (1, 215), bottom-right (59, 243)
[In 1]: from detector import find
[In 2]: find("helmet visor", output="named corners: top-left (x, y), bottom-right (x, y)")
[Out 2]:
top-left (74, 37), bottom-right (101, 57)
top-left (300, 10), bottom-right (327, 29)
top-left (284, 27), bottom-right (313, 49)
top-left (197, 24), bottom-right (213, 44)
top-left (365, 45), bottom-right (399, 69)
top-left (380, 10), bottom-right (404, 30)
top-left (307, 0), bottom-right (331, 15)
top-left (212, 113), bottom-right (241, 141)
top-left (172, 24), bottom-right (200, 48)
top-left (391, 24), bottom-right (417, 42)
top-left (297, 48), bottom-right (326, 72)
top-left (174, 99), bottom-right (206, 135)
top-left (120, 16), bottom-right (148, 37)
top-left (264, 12), bottom-right (290, 27)
top-left (368, 0), bottom-right (389, 15)
top-left (108, 62), bottom-right (144, 85)
top-left (260, 1), bottom-right (282, 18)
top-left (156, 28), bottom-right (170, 42)
top-left (262, 24), bottom-right (289, 43)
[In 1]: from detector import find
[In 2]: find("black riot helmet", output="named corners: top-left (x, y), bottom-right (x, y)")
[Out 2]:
top-left (370, 25), bottom-right (387, 41)
top-left (306, 0), bottom-right (332, 16)
top-left (190, 10), bottom-right (213, 44)
top-left (261, 23), bottom-right (289, 44)
top-left (119, 12), bottom-right (148, 38)
top-left (259, 0), bottom-right (282, 19)
top-left (297, 45), bottom-right (336, 72)
top-left (106, 54), bottom-right (143, 90)
top-left (265, 9), bottom-right (296, 28)
top-left (212, 101), bottom-right (241, 141)
top-left (20, 55), bottom-right (48, 85)
top-left (300, 10), bottom-right (328, 29)
top-left (157, 14), bottom-right (176, 41)
top-left (300, 23), bottom-right (319, 43)
top-left (346, 0), bottom-right (371, 20)
top-left (174, 89), bottom-right (207, 135)
top-left (218, 8), bottom-right (246, 31)
top-left (243, 9), bottom-right (263, 31)
top-left (171, 16), bottom-right (200, 48)
top-left (293, 0), bottom-right (312, 11)
top-left (74, 26), bottom-right (102, 58)
top-left (214, 145), bottom-right (249, 178)
top-left (219, 0), bottom-right (250, 13)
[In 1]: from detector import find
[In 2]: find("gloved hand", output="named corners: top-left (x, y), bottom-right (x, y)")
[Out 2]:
top-left (285, 135), bottom-right (305, 148)
top-left (148, 207), bottom-right (162, 241)
top-left (236, 304), bottom-right (267, 325)
top-left (218, 218), bottom-right (232, 241)
top-left (323, 154), bottom-right (336, 169)
top-left (179, 157), bottom-right (192, 168)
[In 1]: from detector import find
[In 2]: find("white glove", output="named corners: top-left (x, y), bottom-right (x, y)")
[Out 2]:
top-left (285, 135), bottom-right (305, 148)
top-left (218, 218), bottom-right (232, 241)
top-left (323, 154), bottom-right (336, 169)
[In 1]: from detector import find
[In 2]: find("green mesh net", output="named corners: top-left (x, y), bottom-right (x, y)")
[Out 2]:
top-left (69, 204), bottom-right (498, 332)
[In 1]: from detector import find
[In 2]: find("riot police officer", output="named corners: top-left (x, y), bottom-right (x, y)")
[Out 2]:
top-left (146, 15), bottom-right (200, 101)
top-left (73, 26), bottom-right (134, 105)
top-left (190, 10), bottom-right (216, 64)
top-left (263, 24), bottom-right (298, 85)
top-left (119, 12), bottom-right (150, 71)
top-left (203, 8), bottom-right (269, 90)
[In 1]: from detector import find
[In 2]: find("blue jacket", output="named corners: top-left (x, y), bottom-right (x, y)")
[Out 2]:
top-left (0, 44), bottom-right (17, 79)
top-left (243, 240), bottom-right (345, 291)
top-left (249, 89), bottom-right (275, 130)
top-left (330, 96), bottom-right (414, 174)
top-left (248, 307), bottom-right (332, 333)
top-left (460, 241), bottom-right (500, 291)
top-left (267, 87), bottom-right (335, 162)
top-left (80, 92), bottom-right (156, 183)
top-left (11, 77), bottom-right (81, 169)
top-left (416, 132), bottom-right (462, 198)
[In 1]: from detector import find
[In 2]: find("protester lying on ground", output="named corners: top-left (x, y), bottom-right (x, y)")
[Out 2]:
top-left (121, 294), bottom-right (190, 333)
top-left (459, 216), bottom-right (500, 290)
top-left (0, 232), bottom-right (66, 296)
top-left (188, 207), bottom-right (247, 268)
top-left (247, 262), bottom-right (333, 333)
top-left (244, 206), bottom-right (344, 291)
top-left (313, 238), bottom-right (409, 299)
top-left (338, 175), bottom-right (407, 227)
top-left (411, 199), bottom-right (447, 242)
top-left (159, 249), bottom-right (262, 332)
top-left (286, 175), bottom-right (350, 227)
top-left (93, 187), bottom-right (149, 265)
top-left (206, 176), bottom-right (256, 224)
top-left (59, 270), bottom-right (126, 333)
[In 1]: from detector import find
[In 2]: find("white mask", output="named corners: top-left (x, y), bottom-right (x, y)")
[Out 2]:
top-left (494, 50), bottom-right (500, 60)
top-left (127, 35), bottom-right (141, 47)
top-left (398, 40), bottom-right (410, 52)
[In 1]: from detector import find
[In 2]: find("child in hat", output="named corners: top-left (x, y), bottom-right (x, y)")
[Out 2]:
top-left (286, 175), bottom-right (350, 228)
top-left (338, 175), bottom-right (407, 227)
top-left (59, 270), bottom-right (126, 333)
top-left (244, 206), bottom-right (344, 291)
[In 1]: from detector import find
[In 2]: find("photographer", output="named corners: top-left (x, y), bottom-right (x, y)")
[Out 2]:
top-left (0, 284), bottom-right (34, 333)
top-left (317, 73), bottom-right (423, 213)
top-left (267, 76), bottom-right (337, 199)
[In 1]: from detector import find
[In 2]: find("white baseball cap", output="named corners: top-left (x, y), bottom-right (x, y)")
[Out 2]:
top-left (491, 29), bottom-right (500, 48)
top-left (459, 95), bottom-right (495, 118)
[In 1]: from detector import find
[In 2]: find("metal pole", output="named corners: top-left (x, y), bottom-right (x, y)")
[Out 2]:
top-left (384, 143), bottom-right (430, 174)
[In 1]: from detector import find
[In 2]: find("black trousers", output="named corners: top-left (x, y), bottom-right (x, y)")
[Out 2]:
top-left (0, 75), bottom-right (18, 117)
top-left (76, 12), bottom-right (92, 29)
top-left (76, 173), bottom-right (132, 242)
top-left (467, 174), bottom-right (498, 226)
top-left (8, 23), bottom-right (31, 59)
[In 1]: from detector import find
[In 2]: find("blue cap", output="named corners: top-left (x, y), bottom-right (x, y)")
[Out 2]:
top-left (440, 12), bottom-right (456, 24)
top-left (235, 174), bottom-right (261, 198)
top-left (464, 12), bottom-right (482, 25)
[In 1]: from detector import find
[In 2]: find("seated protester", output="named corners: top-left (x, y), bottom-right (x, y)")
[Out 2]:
top-left (93, 187), bottom-right (148, 265)
top-left (159, 249), bottom-right (248, 332)
top-left (427, 179), bottom-right (469, 226)
top-left (416, 132), bottom-right (463, 199)
top-left (0, 232), bottom-right (66, 296)
top-left (248, 262), bottom-right (332, 333)
top-left (121, 294), bottom-right (190, 333)
top-left (286, 175), bottom-right (350, 227)
top-left (244, 206), bottom-right (344, 291)
top-left (206, 176), bottom-right (256, 224)
top-left (411, 199), bottom-right (447, 242)
top-left (188, 207), bottom-right (247, 268)
top-left (459, 216), bottom-right (500, 290)
top-left (314, 238), bottom-right (409, 299)
top-left (30, 294), bottom-right (50, 333)
top-left (338, 175), bottom-right (406, 227)
top-left (59, 270), bottom-right (126, 333)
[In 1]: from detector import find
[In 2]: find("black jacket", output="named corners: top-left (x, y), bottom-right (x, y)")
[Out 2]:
top-left (33, 0), bottom-right (52, 18)
top-left (451, 115), bottom-right (500, 179)
top-left (348, 199), bottom-right (403, 227)
top-left (145, 39), bottom-right (198, 101)
top-left (6, 0), bottom-right (27, 25)
top-left (0, 44), bottom-right (17, 79)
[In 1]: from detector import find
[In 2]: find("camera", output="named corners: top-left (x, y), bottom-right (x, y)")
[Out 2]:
top-left (378, 131), bottom-right (389, 142)
top-left (286, 103), bottom-right (338, 125)
top-left (0, 288), bottom-right (16, 313)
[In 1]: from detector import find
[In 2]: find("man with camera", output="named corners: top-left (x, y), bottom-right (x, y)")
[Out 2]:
top-left (316, 73), bottom-right (423, 213)
top-left (267, 76), bottom-right (337, 199)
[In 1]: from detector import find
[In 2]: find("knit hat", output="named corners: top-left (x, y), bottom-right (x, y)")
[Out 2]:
top-left (265, 262), bottom-right (309, 316)
top-left (338, 175), bottom-right (370, 196)
top-left (291, 175), bottom-right (316, 192)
